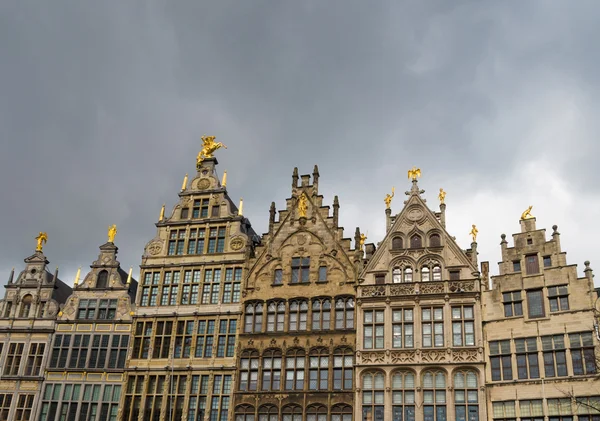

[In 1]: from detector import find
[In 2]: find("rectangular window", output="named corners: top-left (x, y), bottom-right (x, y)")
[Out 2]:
top-left (543, 256), bottom-right (552, 267)
top-left (187, 375), bottom-right (209, 421)
top-left (195, 320), bottom-right (216, 358)
top-left (24, 343), bottom-right (45, 376)
top-left (422, 307), bottom-right (444, 347)
top-left (4, 343), bottom-right (24, 375)
top-left (542, 334), bottom-right (568, 377)
top-left (513, 261), bottom-right (521, 272)
top-left (527, 290), bottom-right (545, 318)
top-left (515, 337), bottom-right (540, 379)
top-left (392, 309), bottom-right (413, 348)
top-left (181, 207), bottom-right (189, 219)
top-left (132, 321), bottom-right (153, 359)
top-left (318, 266), bottom-right (327, 282)
top-left (0, 394), bottom-right (12, 421)
top-left (576, 396), bottom-right (600, 421)
top-left (14, 394), bottom-right (34, 421)
top-left (525, 254), bottom-right (539, 275)
top-left (569, 332), bottom-right (596, 375)
top-left (519, 400), bottom-right (544, 421)
top-left (152, 321), bottom-right (173, 359)
top-left (492, 401), bottom-right (515, 420)
top-left (174, 320), bottom-right (195, 359)
top-left (202, 269), bottom-right (221, 304)
top-left (207, 226), bottom-right (226, 254)
top-left (449, 270), bottom-right (460, 281)
top-left (168, 229), bottom-right (186, 256)
top-left (490, 340), bottom-right (512, 381)
top-left (363, 310), bottom-right (385, 349)
top-left (547, 398), bottom-right (572, 420)
top-left (291, 257), bottom-right (310, 283)
top-left (503, 291), bottom-right (523, 317)
top-left (548, 285), bottom-right (569, 312)
top-left (211, 205), bottom-right (220, 217)
top-left (273, 269), bottom-right (283, 285)
top-left (223, 267), bottom-right (242, 303)
top-left (375, 274), bottom-right (385, 285)
top-left (97, 299), bottom-right (117, 320)
top-left (188, 228), bottom-right (206, 254)
top-left (77, 299), bottom-right (97, 319)
top-left (210, 375), bottom-right (231, 421)
top-left (452, 305), bottom-right (474, 346)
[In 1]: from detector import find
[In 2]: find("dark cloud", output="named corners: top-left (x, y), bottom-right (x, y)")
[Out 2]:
top-left (1, 1), bottom-right (599, 284)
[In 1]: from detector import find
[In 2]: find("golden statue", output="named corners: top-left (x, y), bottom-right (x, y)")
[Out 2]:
top-left (108, 225), bottom-right (117, 243)
top-left (359, 232), bottom-right (367, 249)
top-left (196, 135), bottom-right (227, 166)
top-left (35, 232), bottom-right (48, 252)
top-left (297, 193), bottom-right (308, 218)
top-left (159, 204), bottom-right (165, 221)
top-left (181, 173), bottom-right (188, 191)
top-left (521, 205), bottom-right (534, 220)
top-left (384, 187), bottom-right (395, 209)
top-left (407, 166), bottom-right (421, 180)
top-left (469, 224), bottom-right (478, 242)
top-left (438, 188), bottom-right (446, 204)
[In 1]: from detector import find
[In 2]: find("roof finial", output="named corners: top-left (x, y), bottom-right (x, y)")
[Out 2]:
top-left (521, 205), bottom-right (534, 220)
top-left (74, 267), bottom-right (81, 286)
top-left (384, 187), bottom-right (395, 209)
top-left (238, 198), bottom-right (244, 216)
top-left (108, 225), bottom-right (117, 243)
top-left (196, 135), bottom-right (227, 168)
top-left (181, 173), bottom-right (188, 191)
top-left (159, 204), bottom-right (165, 221)
top-left (126, 267), bottom-right (133, 284)
top-left (35, 232), bottom-right (48, 252)
top-left (438, 188), bottom-right (446, 204)
top-left (470, 224), bottom-right (478, 243)
top-left (407, 166), bottom-right (421, 181)
top-left (222, 171), bottom-right (227, 187)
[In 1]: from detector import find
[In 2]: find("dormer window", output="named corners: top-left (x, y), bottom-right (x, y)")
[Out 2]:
top-left (392, 237), bottom-right (403, 250)
top-left (410, 235), bottom-right (422, 248)
top-left (429, 234), bottom-right (441, 247)
top-left (97, 270), bottom-right (108, 288)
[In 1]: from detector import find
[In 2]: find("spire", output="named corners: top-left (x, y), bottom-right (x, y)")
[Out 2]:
top-left (52, 267), bottom-right (59, 284)
top-left (8, 267), bottom-right (14, 284)
top-left (333, 196), bottom-right (339, 227)
top-left (292, 167), bottom-right (299, 188)
top-left (269, 202), bottom-right (276, 233)
top-left (313, 165), bottom-right (319, 190)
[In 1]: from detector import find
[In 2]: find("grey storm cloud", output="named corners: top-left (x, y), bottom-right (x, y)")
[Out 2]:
top-left (1, 1), bottom-right (599, 285)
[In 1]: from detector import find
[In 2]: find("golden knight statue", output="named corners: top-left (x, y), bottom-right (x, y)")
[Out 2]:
top-left (469, 224), bottom-right (478, 242)
top-left (35, 232), bottom-right (48, 252)
top-left (108, 225), bottom-right (117, 243)
top-left (438, 188), bottom-right (446, 204)
top-left (408, 166), bottom-right (421, 180)
top-left (297, 193), bottom-right (308, 218)
top-left (384, 187), bottom-right (395, 209)
top-left (521, 205), bottom-right (534, 220)
top-left (196, 135), bottom-right (227, 168)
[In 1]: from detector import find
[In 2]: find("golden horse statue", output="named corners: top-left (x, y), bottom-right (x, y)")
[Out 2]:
top-left (197, 135), bottom-right (227, 167)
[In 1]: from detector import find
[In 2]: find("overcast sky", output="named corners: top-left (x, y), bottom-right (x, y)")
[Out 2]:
top-left (1, 1), bottom-right (599, 288)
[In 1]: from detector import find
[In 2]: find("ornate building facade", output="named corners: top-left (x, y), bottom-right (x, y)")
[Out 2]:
top-left (122, 154), bottom-right (259, 421)
top-left (0, 238), bottom-right (72, 421)
top-left (38, 235), bottom-right (137, 420)
top-left (355, 178), bottom-right (486, 421)
top-left (482, 217), bottom-right (600, 421)
top-left (232, 166), bottom-right (359, 421)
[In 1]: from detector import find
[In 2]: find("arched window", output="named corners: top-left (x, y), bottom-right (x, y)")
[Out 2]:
top-left (307, 405), bottom-right (327, 421)
top-left (392, 267), bottom-right (402, 283)
top-left (432, 266), bottom-right (442, 282)
top-left (258, 405), bottom-right (278, 421)
top-left (430, 234), bottom-right (441, 247)
top-left (335, 297), bottom-right (354, 329)
top-left (235, 405), bottom-right (255, 421)
top-left (289, 299), bottom-right (308, 332)
top-left (20, 295), bottom-right (32, 318)
top-left (333, 347), bottom-right (353, 390)
top-left (454, 371), bottom-right (479, 421)
top-left (422, 266), bottom-right (430, 282)
top-left (309, 348), bottom-right (329, 390)
top-left (239, 350), bottom-right (259, 391)
top-left (410, 235), bottom-right (422, 248)
top-left (97, 270), bottom-right (108, 288)
top-left (362, 372), bottom-right (385, 421)
top-left (261, 349), bottom-right (282, 391)
top-left (282, 405), bottom-right (302, 421)
top-left (244, 303), bottom-right (263, 333)
top-left (404, 268), bottom-right (413, 283)
top-left (285, 349), bottom-right (305, 391)
top-left (266, 301), bottom-right (285, 332)
top-left (331, 404), bottom-right (352, 421)
top-left (312, 298), bottom-right (331, 331)
top-left (392, 371), bottom-right (416, 421)
top-left (392, 237), bottom-right (403, 250)
top-left (423, 371), bottom-right (447, 421)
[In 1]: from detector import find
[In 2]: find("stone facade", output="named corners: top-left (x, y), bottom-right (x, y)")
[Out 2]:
top-left (481, 218), bottom-right (600, 421)
top-left (355, 179), bottom-right (486, 421)
top-left (0, 248), bottom-right (72, 421)
top-left (122, 157), bottom-right (259, 421)
top-left (37, 239), bottom-right (137, 420)
top-left (232, 167), bottom-right (359, 421)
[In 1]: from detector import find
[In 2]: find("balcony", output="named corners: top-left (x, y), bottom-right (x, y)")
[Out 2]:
top-left (359, 280), bottom-right (478, 298)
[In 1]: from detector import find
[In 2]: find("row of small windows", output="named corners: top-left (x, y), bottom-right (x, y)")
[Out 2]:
top-left (49, 334), bottom-right (129, 370)
top-left (3, 295), bottom-right (46, 319)
top-left (512, 254), bottom-right (553, 275)
top-left (167, 226), bottom-right (227, 256)
top-left (140, 267), bottom-right (242, 306)
top-left (235, 404), bottom-right (353, 421)
top-left (39, 383), bottom-right (121, 421)
top-left (0, 342), bottom-right (45, 377)
top-left (244, 297), bottom-right (354, 333)
top-left (492, 397), bottom-right (600, 421)
top-left (489, 332), bottom-right (596, 382)
top-left (132, 318), bottom-right (237, 360)
top-left (123, 374), bottom-right (231, 421)
top-left (375, 264), bottom-right (462, 284)
top-left (180, 199), bottom-right (222, 220)
top-left (392, 233), bottom-right (441, 250)
top-left (273, 257), bottom-right (329, 285)
top-left (503, 285), bottom-right (570, 319)
top-left (363, 306), bottom-right (475, 349)
top-left (238, 347), bottom-right (353, 392)
top-left (0, 394), bottom-right (34, 421)
top-left (361, 370), bottom-right (479, 421)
